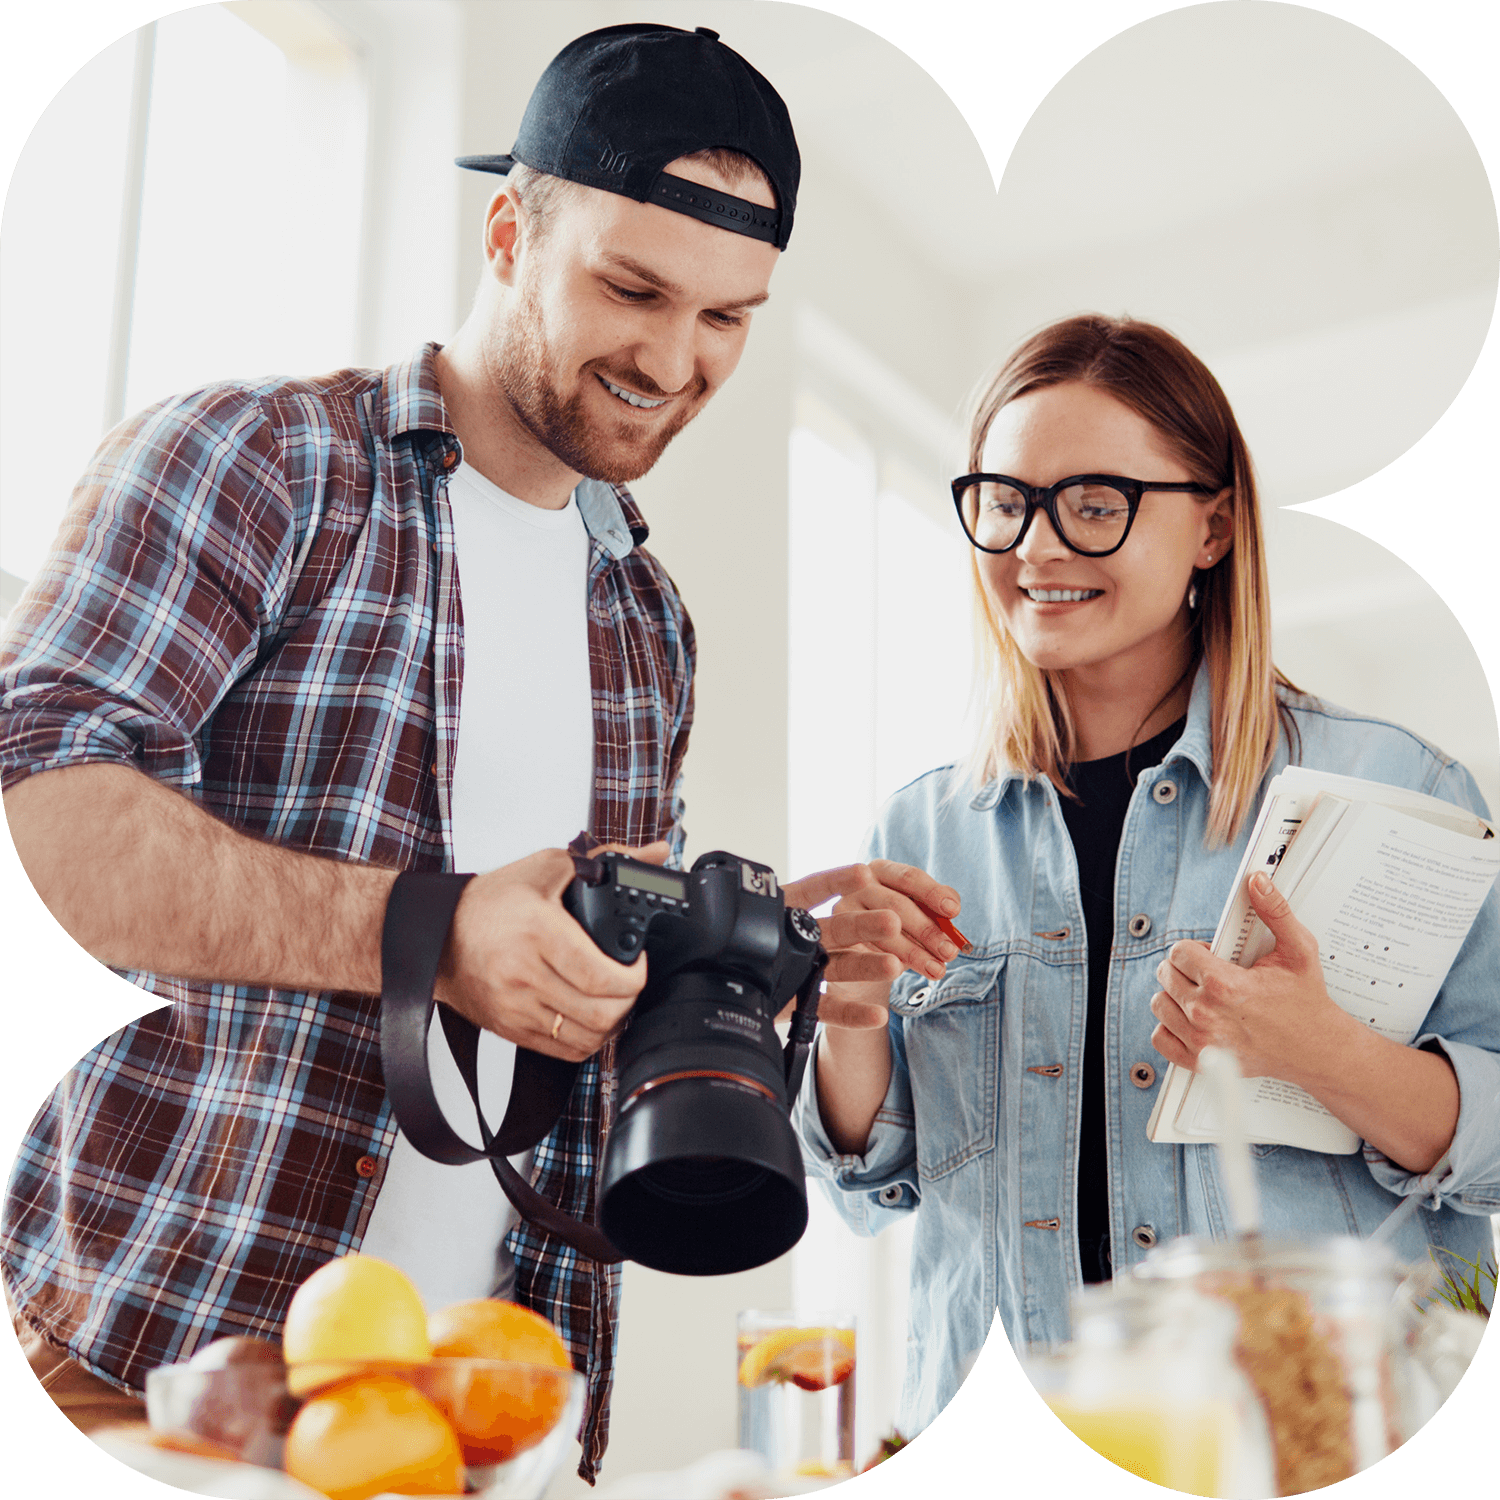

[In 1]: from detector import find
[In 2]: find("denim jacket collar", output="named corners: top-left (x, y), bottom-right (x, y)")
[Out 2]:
top-left (970, 660), bottom-right (1216, 812)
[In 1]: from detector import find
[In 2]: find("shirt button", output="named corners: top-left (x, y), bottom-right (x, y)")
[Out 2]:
top-left (1128, 913), bottom-right (1152, 938)
top-left (1130, 1062), bottom-right (1157, 1089)
top-left (440, 446), bottom-right (459, 471)
top-left (1131, 1224), bottom-right (1158, 1250)
top-left (1152, 780), bottom-right (1178, 804)
top-left (877, 1185), bottom-right (904, 1206)
top-left (355, 1155), bottom-right (380, 1180)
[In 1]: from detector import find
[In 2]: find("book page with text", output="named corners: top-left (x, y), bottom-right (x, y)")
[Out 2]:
top-left (1178, 800), bottom-right (1500, 1151)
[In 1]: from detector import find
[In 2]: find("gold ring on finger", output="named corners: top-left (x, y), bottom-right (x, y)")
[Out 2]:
top-left (551, 1011), bottom-right (564, 1041)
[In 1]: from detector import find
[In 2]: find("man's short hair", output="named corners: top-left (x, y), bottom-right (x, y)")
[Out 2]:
top-left (510, 150), bottom-right (774, 244)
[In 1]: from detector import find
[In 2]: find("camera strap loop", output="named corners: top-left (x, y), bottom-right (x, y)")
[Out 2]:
top-left (781, 947), bottom-right (828, 1102)
top-left (379, 869), bottom-right (623, 1264)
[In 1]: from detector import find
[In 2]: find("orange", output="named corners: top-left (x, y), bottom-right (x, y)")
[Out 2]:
top-left (424, 1300), bottom-right (573, 1465)
top-left (282, 1253), bottom-right (431, 1396)
top-left (428, 1299), bottom-right (571, 1369)
top-left (284, 1374), bottom-right (464, 1500)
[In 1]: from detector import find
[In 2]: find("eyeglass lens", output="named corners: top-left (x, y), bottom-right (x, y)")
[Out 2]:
top-left (962, 479), bottom-right (1132, 553)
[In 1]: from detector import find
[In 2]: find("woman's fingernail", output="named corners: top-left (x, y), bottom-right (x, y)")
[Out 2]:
top-left (942, 896), bottom-right (960, 915)
top-left (1251, 873), bottom-right (1271, 895)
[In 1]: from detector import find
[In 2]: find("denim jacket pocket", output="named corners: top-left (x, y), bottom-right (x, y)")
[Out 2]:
top-left (896, 955), bottom-right (1005, 1181)
top-left (889, 953), bottom-right (1006, 1017)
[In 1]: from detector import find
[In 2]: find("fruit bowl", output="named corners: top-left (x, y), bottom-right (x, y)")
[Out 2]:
top-left (144, 1357), bottom-right (585, 1500)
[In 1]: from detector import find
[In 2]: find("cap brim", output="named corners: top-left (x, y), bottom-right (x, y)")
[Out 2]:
top-left (455, 154), bottom-right (517, 174)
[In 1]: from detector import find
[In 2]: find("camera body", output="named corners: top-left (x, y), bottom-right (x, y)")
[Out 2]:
top-left (564, 849), bottom-right (824, 1275)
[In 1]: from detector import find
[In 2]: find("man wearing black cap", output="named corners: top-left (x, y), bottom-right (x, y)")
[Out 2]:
top-left (1, 21), bottom-right (950, 1482)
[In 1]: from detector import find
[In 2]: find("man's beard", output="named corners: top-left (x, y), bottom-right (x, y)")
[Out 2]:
top-left (492, 280), bottom-right (709, 485)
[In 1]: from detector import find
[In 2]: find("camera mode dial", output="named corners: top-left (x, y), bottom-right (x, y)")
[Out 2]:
top-left (785, 907), bottom-right (820, 950)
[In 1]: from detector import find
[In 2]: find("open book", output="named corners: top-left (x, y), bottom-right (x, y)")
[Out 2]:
top-left (1146, 767), bottom-right (1499, 1154)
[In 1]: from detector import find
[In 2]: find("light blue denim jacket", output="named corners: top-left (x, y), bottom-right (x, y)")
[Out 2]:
top-left (794, 667), bottom-right (1500, 1436)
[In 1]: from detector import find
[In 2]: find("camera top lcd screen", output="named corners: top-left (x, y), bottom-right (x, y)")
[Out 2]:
top-left (617, 864), bottom-right (688, 901)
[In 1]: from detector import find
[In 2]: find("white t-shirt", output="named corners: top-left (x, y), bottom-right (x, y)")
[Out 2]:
top-left (360, 461), bottom-right (593, 1308)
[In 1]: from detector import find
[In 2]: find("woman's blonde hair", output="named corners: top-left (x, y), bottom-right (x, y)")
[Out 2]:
top-left (963, 315), bottom-right (1298, 846)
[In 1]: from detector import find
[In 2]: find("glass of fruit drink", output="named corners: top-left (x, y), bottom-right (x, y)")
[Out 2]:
top-left (1024, 1280), bottom-right (1272, 1498)
top-left (736, 1310), bottom-right (856, 1479)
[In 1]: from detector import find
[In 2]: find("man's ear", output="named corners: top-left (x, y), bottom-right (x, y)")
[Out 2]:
top-left (483, 187), bottom-right (523, 287)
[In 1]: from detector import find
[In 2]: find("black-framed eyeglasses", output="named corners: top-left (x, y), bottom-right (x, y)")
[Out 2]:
top-left (951, 473), bottom-right (1216, 557)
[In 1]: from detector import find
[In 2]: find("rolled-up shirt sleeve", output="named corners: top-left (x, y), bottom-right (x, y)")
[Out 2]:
top-left (1, 388), bottom-right (302, 793)
top-left (1361, 761), bottom-right (1500, 1215)
top-left (793, 1014), bottom-right (922, 1237)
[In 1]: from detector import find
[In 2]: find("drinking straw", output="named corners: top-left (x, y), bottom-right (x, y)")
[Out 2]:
top-left (1199, 1046), bottom-right (1261, 1238)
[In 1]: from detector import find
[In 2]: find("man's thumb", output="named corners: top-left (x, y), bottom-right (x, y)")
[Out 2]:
top-left (589, 839), bottom-right (671, 866)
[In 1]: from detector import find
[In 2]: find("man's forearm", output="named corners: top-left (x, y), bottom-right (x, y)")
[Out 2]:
top-left (4, 763), bottom-right (396, 994)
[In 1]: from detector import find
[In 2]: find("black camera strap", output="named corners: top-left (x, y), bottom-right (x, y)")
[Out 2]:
top-left (783, 947), bottom-right (828, 1099)
top-left (379, 870), bottom-right (623, 1264)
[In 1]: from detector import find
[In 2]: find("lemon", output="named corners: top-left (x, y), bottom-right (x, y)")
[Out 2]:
top-left (282, 1252), bottom-right (431, 1396)
top-left (737, 1326), bottom-right (856, 1389)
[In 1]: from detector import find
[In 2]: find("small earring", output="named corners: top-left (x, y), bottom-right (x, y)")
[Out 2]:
top-left (1187, 579), bottom-right (1199, 612)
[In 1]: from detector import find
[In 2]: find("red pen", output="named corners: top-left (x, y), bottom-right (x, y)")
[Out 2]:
top-left (919, 902), bottom-right (971, 954)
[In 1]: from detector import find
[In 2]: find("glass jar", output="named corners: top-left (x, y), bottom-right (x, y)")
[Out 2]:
top-left (1024, 1279), bottom-right (1275, 1496)
top-left (1131, 1235), bottom-right (1418, 1495)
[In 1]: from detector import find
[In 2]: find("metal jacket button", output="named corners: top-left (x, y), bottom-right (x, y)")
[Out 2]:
top-left (1131, 1224), bottom-right (1158, 1249)
top-left (877, 1184), bottom-right (904, 1206)
top-left (1130, 1062), bottom-right (1157, 1089)
top-left (1152, 780), bottom-right (1178, 804)
top-left (909, 985), bottom-right (932, 1007)
top-left (1128, 913), bottom-right (1152, 938)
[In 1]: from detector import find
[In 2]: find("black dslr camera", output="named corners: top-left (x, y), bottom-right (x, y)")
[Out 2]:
top-left (564, 849), bottom-right (826, 1276)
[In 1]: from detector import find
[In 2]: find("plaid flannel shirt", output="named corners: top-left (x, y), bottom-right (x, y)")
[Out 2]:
top-left (0, 344), bottom-right (694, 1481)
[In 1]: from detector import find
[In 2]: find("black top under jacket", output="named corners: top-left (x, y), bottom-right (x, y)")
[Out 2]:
top-left (1060, 716), bottom-right (1186, 1284)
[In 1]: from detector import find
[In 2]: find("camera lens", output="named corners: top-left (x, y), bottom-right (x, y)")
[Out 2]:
top-left (586, 852), bottom-right (824, 1276)
top-left (639, 1157), bottom-right (757, 1200)
top-left (601, 1076), bottom-right (809, 1275)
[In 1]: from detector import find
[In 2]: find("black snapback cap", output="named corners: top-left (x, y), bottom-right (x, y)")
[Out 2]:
top-left (455, 23), bottom-right (800, 250)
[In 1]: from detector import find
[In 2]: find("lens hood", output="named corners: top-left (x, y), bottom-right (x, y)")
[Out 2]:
top-left (600, 1074), bottom-right (809, 1275)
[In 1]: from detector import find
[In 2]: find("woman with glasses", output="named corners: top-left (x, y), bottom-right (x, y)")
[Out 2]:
top-left (794, 314), bottom-right (1499, 1438)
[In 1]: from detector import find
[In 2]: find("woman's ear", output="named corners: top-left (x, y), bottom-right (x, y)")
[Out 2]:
top-left (1201, 487), bottom-right (1235, 565)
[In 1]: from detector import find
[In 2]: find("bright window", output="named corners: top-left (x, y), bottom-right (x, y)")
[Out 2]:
top-left (1, 3), bottom-right (366, 598)
top-left (787, 344), bottom-right (975, 1456)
